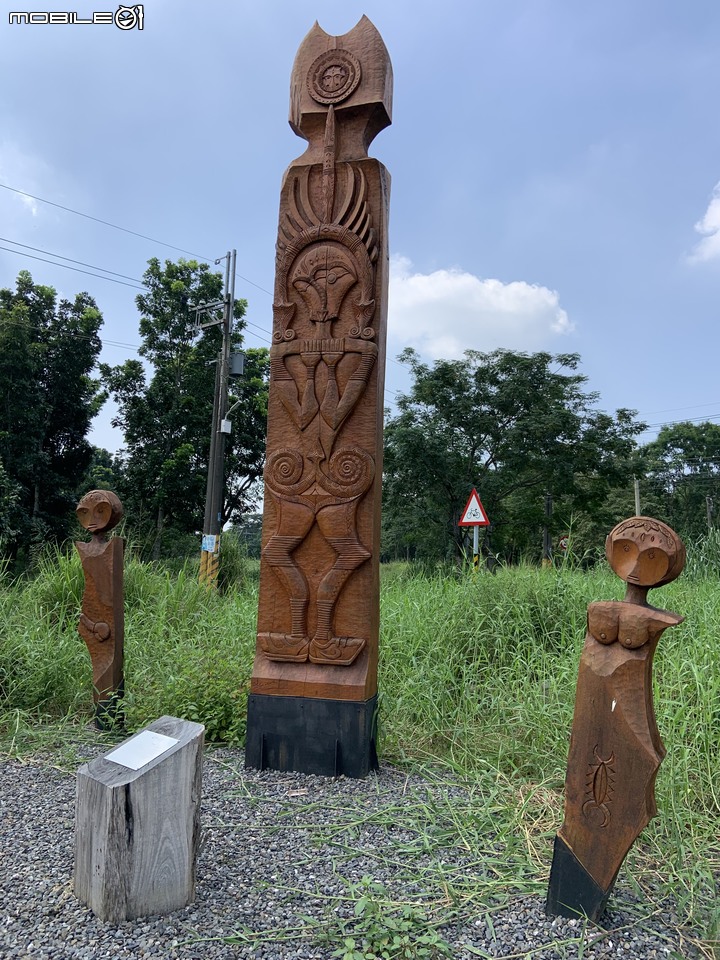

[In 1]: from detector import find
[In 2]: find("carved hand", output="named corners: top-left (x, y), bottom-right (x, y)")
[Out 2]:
top-left (300, 340), bottom-right (323, 370)
top-left (80, 613), bottom-right (111, 642)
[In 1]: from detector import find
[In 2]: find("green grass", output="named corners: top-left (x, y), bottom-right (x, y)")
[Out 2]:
top-left (379, 561), bottom-right (720, 945)
top-left (0, 547), bottom-right (258, 742)
top-left (0, 548), bottom-right (718, 954)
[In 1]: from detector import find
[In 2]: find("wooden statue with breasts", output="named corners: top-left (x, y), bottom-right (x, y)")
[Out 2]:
top-left (547, 516), bottom-right (686, 920)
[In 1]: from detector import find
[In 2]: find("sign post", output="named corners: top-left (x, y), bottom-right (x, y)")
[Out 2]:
top-left (458, 488), bottom-right (490, 570)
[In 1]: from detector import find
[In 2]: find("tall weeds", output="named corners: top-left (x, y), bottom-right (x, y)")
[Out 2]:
top-left (0, 552), bottom-right (717, 930)
top-left (0, 546), bottom-right (256, 740)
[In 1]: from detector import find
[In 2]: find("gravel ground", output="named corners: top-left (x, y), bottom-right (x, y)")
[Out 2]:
top-left (0, 740), bottom-right (709, 960)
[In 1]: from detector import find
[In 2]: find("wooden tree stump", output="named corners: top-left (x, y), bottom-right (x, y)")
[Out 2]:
top-left (546, 517), bottom-right (686, 921)
top-left (74, 716), bottom-right (204, 923)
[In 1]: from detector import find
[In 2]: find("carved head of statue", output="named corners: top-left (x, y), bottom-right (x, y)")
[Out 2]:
top-left (289, 16), bottom-right (393, 161)
top-left (291, 243), bottom-right (358, 326)
top-left (76, 490), bottom-right (123, 537)
top-left (606, 517), bottom-right (685, 588)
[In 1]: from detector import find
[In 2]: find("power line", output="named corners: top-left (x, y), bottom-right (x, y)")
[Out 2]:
top-left (0, 181), bottom-right (215, 262)
top-left (0, 311), bottom-right (142, 352)
top-left (641, 400), bottom-right (720, 417)
top-left (233, 269), bottom-right (272, 297)
top-left (0, 180), bottom-right (405, 373)
top-left (0, 181), bottom-right (277, 299)
top-left (0, 294), bottom-right (275, 359)
top-left (638, 413), bottom-right (720, 431)
top-left (0, 237), bottom-right (277, 348)
top-left (0, 255), bottom-right (272, 350)
top-left (241, 322), bottom-right (271, 345)
top-left (0, 237), bottom-right (146, 285)
top-left (0, 244), bottom-right (146, 290)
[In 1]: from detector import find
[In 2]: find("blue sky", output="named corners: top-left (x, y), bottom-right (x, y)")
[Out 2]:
top-left (1, 0), bottom-right (719, 454)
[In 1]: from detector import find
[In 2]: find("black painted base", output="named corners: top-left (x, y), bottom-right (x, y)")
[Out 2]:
top-left (546, 834), bottom-right (617, 921)
top-left (95, 681), bottom-right (125, 732)
top-left (245, 693), bottom-right (379, 779)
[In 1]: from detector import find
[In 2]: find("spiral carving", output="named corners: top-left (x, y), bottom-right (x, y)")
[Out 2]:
top-left (265, 449), bottom-right (313, 496)
top-left (318, 448), bottom-right (375, 499)
top-left (349, 325), bottom-right (376, 340)
top-left (272, 328), bottom-right (297, 343)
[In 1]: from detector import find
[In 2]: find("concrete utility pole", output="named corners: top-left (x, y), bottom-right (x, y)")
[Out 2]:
top-left (542, 492), bottom-right (553, 567)
top-left (191, 250), bottom-right (236, 588)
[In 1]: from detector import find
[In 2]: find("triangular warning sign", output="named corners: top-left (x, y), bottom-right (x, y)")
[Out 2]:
top-left (458, 488), bottom-right (490, 526)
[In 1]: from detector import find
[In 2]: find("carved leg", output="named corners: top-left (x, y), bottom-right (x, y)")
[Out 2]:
top-left (310, 502), bottom-right (370, 665)
top-left (77, 614), bottom-right (123, 729)
top-left (260, 499), bottom-right (315, 662)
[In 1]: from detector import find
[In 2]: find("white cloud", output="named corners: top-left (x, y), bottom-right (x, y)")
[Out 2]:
top-left (0, 141), bottom-right (48, 219)
top-left (688, 182), bottom-right (720, 264)
top-left (387, 255), bottom-right (573, 360)
top-left (18, 193), bottom-right (38, 216)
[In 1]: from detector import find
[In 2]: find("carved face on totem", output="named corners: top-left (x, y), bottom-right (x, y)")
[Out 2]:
top-left (291, 243), bottom-right (358, 327)
top-left (77, 490), bottom-right (123, 536)
top-left (606, 517), bottom-right (685, 588)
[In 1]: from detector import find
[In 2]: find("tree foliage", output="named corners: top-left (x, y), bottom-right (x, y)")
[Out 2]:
top-left (102, 258), bottom-right (269, 557)
top-left (0, 271), bottom-right (104, 554)
top-left (639, 422), bottom-right (720, 541)
top-left (382, 349), bottom-right (645, 561)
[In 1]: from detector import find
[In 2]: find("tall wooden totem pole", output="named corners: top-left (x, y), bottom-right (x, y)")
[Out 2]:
top-left (245, 18), bottom-right (392, 778)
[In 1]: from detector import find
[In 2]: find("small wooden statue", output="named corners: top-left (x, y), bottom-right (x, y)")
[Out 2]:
top-left (546, 516), bottom-right (686, 920)
top-left (75, 489), bottom-right (125, 729)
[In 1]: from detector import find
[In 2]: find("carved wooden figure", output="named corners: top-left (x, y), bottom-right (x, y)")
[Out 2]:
top-left (75, 490), bottom-right (125, 729)
top-left (547, 516), bottom-right (686, 920)
top-left (245, 17), bottom-right (392, 777)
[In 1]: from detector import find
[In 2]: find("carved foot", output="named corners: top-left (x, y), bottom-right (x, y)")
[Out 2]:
top-left (260, 633), bottom-right (309, 663)
top-left (309, 636), bottom-right (366, 666)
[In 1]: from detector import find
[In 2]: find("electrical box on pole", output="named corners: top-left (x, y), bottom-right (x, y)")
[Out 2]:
top-left (542, 492), bottom-right (553, 568)
top-left (229, 352), bottom-right (245, 377)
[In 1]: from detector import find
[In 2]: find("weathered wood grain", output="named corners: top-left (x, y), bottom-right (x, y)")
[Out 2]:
top-left (250, 17), bottom-right (392, 705)
top-left (74, 716), bottom-right (204, 923)
top-left (546, 517), bottom-right (686, 920)
top-left (75, 489), bottom-right (125, 727)
top-left (245, 17), bottom-right (392, 776)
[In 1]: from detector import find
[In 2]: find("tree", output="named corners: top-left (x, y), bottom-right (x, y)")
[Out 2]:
top-left (0, 271), bottom-right (104, 554)
top-left (382, 349), bottom-right (644, 562)
top-left (0, 457), bottom-right (21, 554)
top-left (639, 422), bottom-right (720, 540)
top-left (79, 446), bottom-right (125, 494)
top-left (222, 348), bottom-right (270, 522)
top-left (102, 258), bottom-right (269, 558)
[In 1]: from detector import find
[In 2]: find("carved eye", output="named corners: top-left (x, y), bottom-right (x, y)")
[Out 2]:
top-left (327, 272), bottom-right (337, 284)
top-left (623, 545), bottom-right (630, 552)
